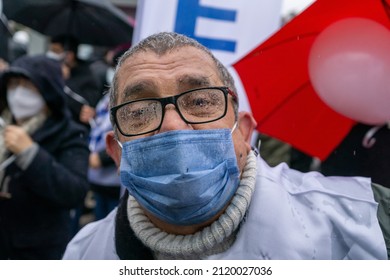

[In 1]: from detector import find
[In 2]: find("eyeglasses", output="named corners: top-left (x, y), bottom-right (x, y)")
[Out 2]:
top-left (111, 86), bottom-right (237, 137)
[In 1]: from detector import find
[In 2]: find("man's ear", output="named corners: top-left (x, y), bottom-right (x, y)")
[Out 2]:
top-left (237, 111), bottom-right (257, 149)
top-left (106, 131), bottom-right (121, 167)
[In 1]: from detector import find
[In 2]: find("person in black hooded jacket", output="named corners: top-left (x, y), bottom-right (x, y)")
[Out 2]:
top-left (0, 54), bottom-right (90, 259)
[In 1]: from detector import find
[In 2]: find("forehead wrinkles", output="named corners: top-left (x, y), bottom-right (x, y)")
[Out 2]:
top-left (121, 50), bottom-right (215, 75)
top-left (116, 48), bottom-right (220, 93)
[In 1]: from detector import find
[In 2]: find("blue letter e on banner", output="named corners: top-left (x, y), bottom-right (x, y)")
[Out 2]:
top-left (174, 0), bottom-right (237, 52)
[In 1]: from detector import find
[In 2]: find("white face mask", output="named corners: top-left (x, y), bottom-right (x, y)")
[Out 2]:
top-left (106, 67), bottom-right (114, 85)
top-left (46, 50), bottom-right (65, 61)
top-left (7, 86), bottom-right (45, 120)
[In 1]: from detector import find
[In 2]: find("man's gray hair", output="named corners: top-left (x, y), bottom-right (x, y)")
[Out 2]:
top-left (109, 32), bottom-right (238, 128)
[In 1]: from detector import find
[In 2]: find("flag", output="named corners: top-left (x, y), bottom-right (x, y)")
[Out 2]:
top-left (133, 0), bottom-right (283, 112)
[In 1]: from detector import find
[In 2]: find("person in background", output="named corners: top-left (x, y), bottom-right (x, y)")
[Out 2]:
top-left (89, 47), bottom-right (112, 96)
top-left (8, 30), bottom-right (29, 63)
top-left (48, 35), bottom-right (101, 131)
top-left (0, 58), bottom-right (8, 72)
top-left (89, 43), bottom-right (131, 97)
top-left (257, 133), bottom-right (291, 167)
top-left (88, 93), bottom-right (121, 221)
top-left (46, 35), bottom-right (102, 234)
top-left (321, 123), bottom-right (390, 188)
top-left (87, 45), bottom-right (131, 221)
top-left (0, 54), bottom-right (90, 259)
top-left (63, 32), bottom-right (389, 260)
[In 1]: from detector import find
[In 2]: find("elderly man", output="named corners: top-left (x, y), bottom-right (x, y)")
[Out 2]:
top-left (63, 32), bottom-right (388, 260)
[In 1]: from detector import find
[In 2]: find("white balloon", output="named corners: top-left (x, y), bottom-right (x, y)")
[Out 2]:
top-left (309, 18), bottom-right (390, 125)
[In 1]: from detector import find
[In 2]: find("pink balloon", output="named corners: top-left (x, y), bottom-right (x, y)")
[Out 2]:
top-left (308, 18), bottom-right (390, 125)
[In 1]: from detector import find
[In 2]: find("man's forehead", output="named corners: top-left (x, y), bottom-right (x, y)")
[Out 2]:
top-left (116, 46), bottom-right (221, 96)
top-left (123, 45), bottom-right (213, 66)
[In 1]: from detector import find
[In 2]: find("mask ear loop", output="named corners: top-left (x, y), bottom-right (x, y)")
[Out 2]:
top-left (116, 139), bottom-right (123, 149)
top-left (231, 121), bottom-right (238, 134)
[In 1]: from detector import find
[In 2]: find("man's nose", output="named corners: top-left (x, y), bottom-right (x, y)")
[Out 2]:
top-left (158, 104), bottom-right (191, 133)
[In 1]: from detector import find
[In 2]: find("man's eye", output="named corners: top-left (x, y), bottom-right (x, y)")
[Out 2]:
top-left (120, 102), bottom-right (158, 120)
top-left (192, 97), bottom-right (211, 107)
top-left (130, 108), bottom-right (147, 119)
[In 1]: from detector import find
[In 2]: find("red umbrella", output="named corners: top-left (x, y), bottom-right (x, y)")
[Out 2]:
top-left (233, 0), bottom-right (390, 160)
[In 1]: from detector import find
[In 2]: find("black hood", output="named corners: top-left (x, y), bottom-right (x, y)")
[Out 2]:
top-left (0, 54), bottom-right (68, 119)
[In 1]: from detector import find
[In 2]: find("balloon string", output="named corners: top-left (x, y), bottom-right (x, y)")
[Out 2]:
top-left (362, 124), bottom-right (386, 148)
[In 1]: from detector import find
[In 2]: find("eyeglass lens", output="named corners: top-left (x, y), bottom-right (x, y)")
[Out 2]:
top-left (115, 88), bottom-right (227, 136)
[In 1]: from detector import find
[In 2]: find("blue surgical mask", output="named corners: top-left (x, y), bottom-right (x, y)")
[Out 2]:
top-left (119, 127), bottom-right (240, 226)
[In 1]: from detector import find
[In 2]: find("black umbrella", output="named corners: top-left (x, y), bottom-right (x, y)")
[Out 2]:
top-left (3, 0), bottom-right (133, 46)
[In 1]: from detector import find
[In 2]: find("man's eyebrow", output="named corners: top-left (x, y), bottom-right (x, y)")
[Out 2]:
top-left (177, 75), bottom-right (213, 88)
top-left (120, 75), bottom-right (214, 100)
top-left (122, 81), bottom-right (156, 100)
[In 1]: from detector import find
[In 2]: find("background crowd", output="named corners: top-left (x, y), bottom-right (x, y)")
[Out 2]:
top-left (0, 18), bottom-right (130, 258)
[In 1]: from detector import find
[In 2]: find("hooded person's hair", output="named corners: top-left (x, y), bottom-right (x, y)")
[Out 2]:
top-left (0, 54), bottom-right (69, 119)
top-left (51, 35), bottom-right (79, 54)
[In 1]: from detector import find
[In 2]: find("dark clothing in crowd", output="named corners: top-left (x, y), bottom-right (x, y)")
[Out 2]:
top-left (87, 94), bottom-right (121, 221)
top-left (90, 58), bottom-right (111, 95)
top-left (65, 59), bottom-right (101, 127)
top-left (0, 55), bottom-right (90, 259)
top-left (0, 117), bottom-right (89, 259)
top-left (321, 123), bottom-right (390, 189)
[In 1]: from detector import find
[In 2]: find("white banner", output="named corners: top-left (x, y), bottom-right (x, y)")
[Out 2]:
top-left (133, 0), bottom-right (283, 114)
top-left (134, 0), bottom-right (282, 66)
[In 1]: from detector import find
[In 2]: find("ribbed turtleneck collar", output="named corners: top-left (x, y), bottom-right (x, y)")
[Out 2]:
top-left (126, 151), bottom-right (258, 259)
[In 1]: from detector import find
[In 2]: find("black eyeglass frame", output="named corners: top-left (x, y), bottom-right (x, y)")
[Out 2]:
top-left (111, 86), bottom-right (237, 137)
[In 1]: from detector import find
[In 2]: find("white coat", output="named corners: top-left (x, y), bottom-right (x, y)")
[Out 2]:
top-left (63, 156), bottom-right (387, 259)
